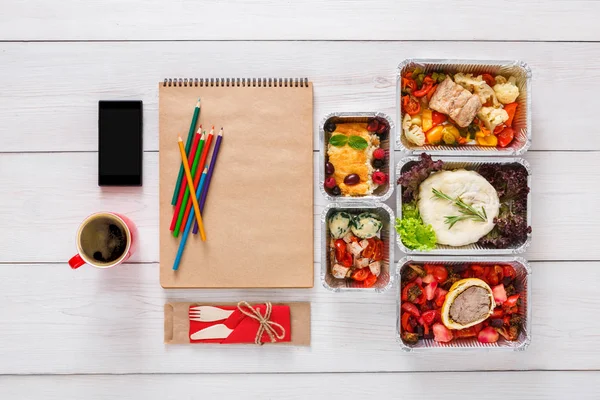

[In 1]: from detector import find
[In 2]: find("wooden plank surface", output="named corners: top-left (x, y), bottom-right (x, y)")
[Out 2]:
top-left (1, 372), bottom-right (599, 399)
top-left (1, 0), bottom-right (600, 41)
top-left (1, 41), bottom-right (600, 153)
top-left (0, 261), bottom-right (597, 374)
top-left (0, 151), bottom-right (597, 263)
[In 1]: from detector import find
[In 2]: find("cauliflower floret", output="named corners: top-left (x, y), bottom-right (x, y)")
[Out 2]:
top-left (405, 125), bottom-right (425, 146)
top-left (454, 73), bottom-right (483, 91)
top-left (454, 73), bottom-right (499, 106)
top-left (493, 76), bottom-right (520, 104)
top-left (402, 114), bottom-right (412, 132)
top-left (477, 82), bottom-right (500, 107)
top-left (477, 107), bottom-right (509, 132)
top-left (495, 75), bottom-right (507, 85)
top-left (411, 115), bottom-right (422, 127)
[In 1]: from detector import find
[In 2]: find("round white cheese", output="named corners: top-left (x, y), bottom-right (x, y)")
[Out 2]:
top-left (418, 170), bottom-right (499, 247)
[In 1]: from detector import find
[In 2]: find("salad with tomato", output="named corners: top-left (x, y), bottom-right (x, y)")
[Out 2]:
top-left (328, 211), bottom-right (384, 288)
top-left (400, 263), bottom-right (524, 346)
top-left (401, 67), bottom-right (521, 149)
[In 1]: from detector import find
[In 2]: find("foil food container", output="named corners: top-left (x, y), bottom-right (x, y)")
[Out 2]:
top-left (396, 59), bottom-right (532, 156)
top-left (319, 112), bottom-right (395, 202)
top-left (396, 256), bottom-right (531, 351)
top-left (321, 203), bottom-right (395, 293)
top-left (396, 156), bottom-right (532, 255)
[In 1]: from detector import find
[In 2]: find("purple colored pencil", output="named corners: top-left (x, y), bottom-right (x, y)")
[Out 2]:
top-left (193, 127), bottom-right (224, 234)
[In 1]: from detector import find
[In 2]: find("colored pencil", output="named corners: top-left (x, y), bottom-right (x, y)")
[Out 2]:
top-left (177, 136), bottom-right (206, 241)
top-left (175, 127), bottom-right (214, 237)
top-left (169, 127), bottom-right (203, 231)
top-left (172, 167), bottom-right (209, 271)
top-left (193, 127), bottom-right (224, 234)
top-left (171, 98), bottom-right (201, 205)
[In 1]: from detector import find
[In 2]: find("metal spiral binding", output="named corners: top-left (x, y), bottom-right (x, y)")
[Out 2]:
top-left (163, 78), bottom-right (309, 87)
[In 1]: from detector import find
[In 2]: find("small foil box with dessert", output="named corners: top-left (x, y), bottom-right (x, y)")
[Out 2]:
top-left (397, 256), bottom-right (531, 351)
top-left (397, 59), bottom-right (531, 155)
top-left (320, 113), bottom-right (394, 201)
top-left (321, 204), bottom-right (394, 292)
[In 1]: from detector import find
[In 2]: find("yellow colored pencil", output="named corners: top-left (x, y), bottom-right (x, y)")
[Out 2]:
top-left (177, 136), bottom-right (206, 241)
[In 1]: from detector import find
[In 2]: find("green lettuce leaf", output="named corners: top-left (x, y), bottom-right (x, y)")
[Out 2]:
top-left (395, 217), bottom-right (437, 251)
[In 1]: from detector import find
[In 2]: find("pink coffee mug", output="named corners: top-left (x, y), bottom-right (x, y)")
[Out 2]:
top-left (68, 212), bottom-right (138, 269)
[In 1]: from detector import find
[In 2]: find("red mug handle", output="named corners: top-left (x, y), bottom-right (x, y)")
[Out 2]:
top-left (69, 254), bottom-right (85, 269)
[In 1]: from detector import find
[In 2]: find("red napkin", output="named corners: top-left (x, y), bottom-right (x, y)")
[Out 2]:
top-left (189, 304), bottom-right (291, 344)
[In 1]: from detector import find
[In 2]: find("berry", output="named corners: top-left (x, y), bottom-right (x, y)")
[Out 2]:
top-left (331, 186), bottom-right (341, 196)
top-left (324, 122), bottom-right (336, 133)
top-left (324, 177), bottom-right (337, 189)
top-left (377, 120), bottom-right (388, 134)
top-left (372, 159), bottom-right (384, 169)
top-left (367, 119), bottom-right (379, 132)
top-left (373, 148), bottom-right (385, 160)
top-left (343, 174), bottom-right (360, 185)
top-left (325, 162), bottom-right (335, 175)
top-left (372, 171), bottom-right (388, 185)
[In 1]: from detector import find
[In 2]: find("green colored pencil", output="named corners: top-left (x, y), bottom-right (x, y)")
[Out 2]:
top-left (173, 130), bottom-right (207, 237)
top-left (171, 98), bottom-right (201, 205)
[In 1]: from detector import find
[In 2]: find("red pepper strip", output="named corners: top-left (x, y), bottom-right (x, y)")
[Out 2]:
top-left (401, 312), bottom-right (413, 333)
top-left (413, 76), bottom-right (435, 97)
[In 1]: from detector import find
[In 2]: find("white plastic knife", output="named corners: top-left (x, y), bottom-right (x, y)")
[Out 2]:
top-left (190, 324), bottom-right (234, 340)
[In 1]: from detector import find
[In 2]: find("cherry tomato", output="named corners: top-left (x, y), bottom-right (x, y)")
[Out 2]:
top-left (402, 282), bottom-right (425, 304)
top-left (498, 127), bottom-right (515, 148)
top-left (372, 238), bottom-right (383, 261)
top-left (421, 310), bottom-right (438, 326)
top-left (491, 307), bottom-right (504, 319)
top-left (402, 95), bottom-right (421, 116)
top-left (470, 265), bottom-right (486, 280)
top-left (434, 288), bottom-right (447, 308)
top-left (401, 312), bottom-right (413, 333)
top-left (352, 268), bottom-right (370, 282)
top-left (364, 272), bottom-right (377, 288)
top-left (432, 266), bottom-right (448, 283)
top-left (334, 239), bottom-right (346, 262)
top-left (486, 265), bottom-right (504, 286)
top-left (503, 265), bottom-right (517, 283)
top-left (482, 73), bottom-right (495, 87)
top-left (341, 252), bottom-right (353, 268)
top-left (504, 294), bottom-right (520, 308)
top-left (362, 238), bottom-right (376, 259)
top-left (401, 302), bottom-right (421, 317)
top-left (401, 77), bottom-right (417, 92)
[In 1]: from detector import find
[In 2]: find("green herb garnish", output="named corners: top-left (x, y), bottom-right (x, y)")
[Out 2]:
top-left (348, 135), bottom-right (368, 150)
top-left (329, 134), bottom-right (348, 147)
top-left (431, 188), bottom-right (488, 229)
top-left (329, 134), bottom-right (368, 150)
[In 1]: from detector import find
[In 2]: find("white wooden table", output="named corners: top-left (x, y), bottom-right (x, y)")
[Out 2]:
top-left (2, 1), bottom-right (600, 398)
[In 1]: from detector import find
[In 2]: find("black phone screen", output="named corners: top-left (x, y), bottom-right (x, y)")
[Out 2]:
top-left (98, 101), bottom-right (143, 186)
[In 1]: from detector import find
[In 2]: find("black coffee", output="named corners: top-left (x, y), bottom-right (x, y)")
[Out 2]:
top-left (80, 217), bottom-right (127, 264)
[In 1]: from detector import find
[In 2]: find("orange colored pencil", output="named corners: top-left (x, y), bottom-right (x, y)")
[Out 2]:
top-left (177, 136), bottom-right (206, 241)
top-left (179, 127), bottom-right (214, 232)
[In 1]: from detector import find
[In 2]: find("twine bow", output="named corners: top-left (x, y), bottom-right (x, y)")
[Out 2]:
top-left (237, 301), bottom-right (286, 345)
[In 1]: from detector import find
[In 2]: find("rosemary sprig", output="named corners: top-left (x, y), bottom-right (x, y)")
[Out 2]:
top-left (431, 188), bottom-right (488, 229)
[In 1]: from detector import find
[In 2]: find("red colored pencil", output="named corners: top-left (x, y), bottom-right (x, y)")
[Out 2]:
top-left (178, 127), bottom-right (214, 236)
top-left (169, 126), bottom-right (202, 231)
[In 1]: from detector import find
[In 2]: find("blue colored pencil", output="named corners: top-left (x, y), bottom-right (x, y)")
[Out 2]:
top-left (172, 167), bottom-right (209, 271)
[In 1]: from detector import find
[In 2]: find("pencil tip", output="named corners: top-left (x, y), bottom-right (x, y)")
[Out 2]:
top-left (177, 136), bottom-right (183, 141)
top-left (204, 167), bottom-right (208, 173)
top-left (212, 125), bottom-right (215, 130)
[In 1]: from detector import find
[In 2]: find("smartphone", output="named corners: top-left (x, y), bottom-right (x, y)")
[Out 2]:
top-left (98, 100), bottom-right (143, 186)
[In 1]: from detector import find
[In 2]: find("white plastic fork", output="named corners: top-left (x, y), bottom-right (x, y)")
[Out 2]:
top-left (189, 306), bottom-right (234, 322)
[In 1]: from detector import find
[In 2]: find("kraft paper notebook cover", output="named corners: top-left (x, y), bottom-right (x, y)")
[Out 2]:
top-left (159, 78), bottom-right (314, 288)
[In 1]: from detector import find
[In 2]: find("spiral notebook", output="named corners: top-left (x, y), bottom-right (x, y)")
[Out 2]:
top-left (159, 78), bottom-right (314, 288)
